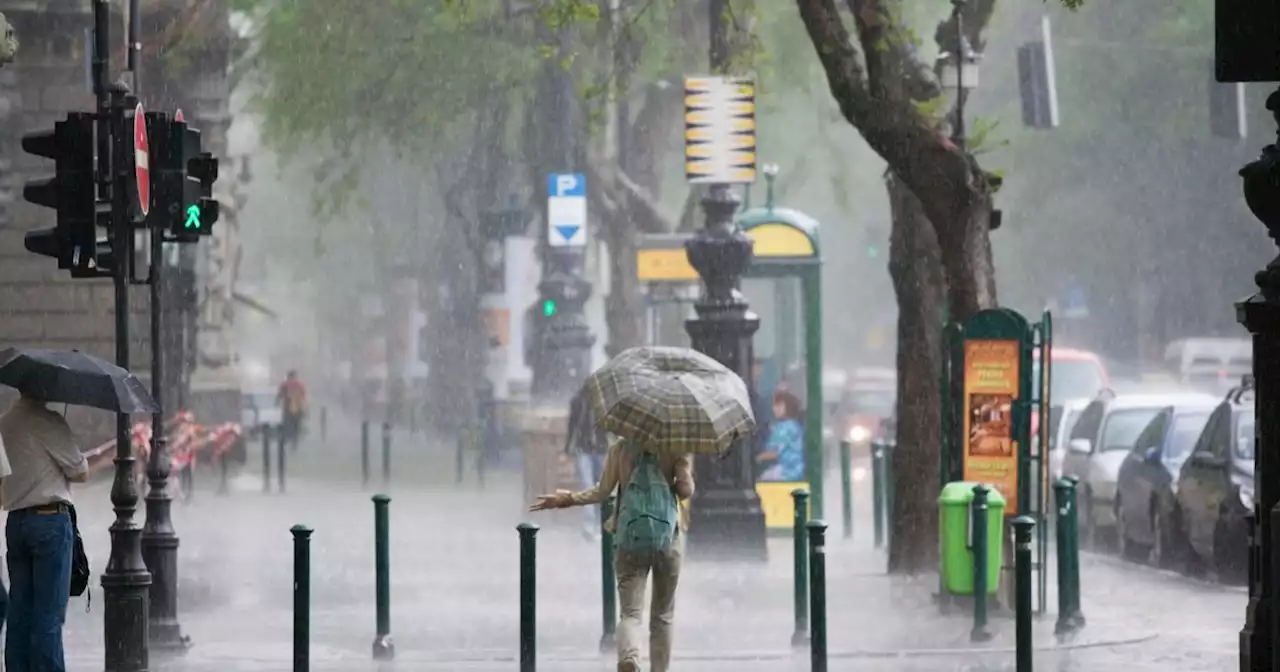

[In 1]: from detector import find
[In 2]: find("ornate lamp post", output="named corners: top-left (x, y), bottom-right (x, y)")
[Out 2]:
top-left (683, 183), bottom-right (768, 561)
top-left (936, 0), bottom-right (983, 150)
top-left (1238, 87), bottom-right (1280, 672)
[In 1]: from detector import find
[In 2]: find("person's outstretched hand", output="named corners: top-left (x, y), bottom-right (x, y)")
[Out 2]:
top-left (529, 491), bottom-right (571, 512)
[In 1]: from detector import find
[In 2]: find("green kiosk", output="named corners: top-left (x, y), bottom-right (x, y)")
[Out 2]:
top-left (635, 180), bottom-right (825, 527)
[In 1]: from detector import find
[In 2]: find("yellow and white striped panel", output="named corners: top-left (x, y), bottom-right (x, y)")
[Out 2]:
top-left (684, 76), bottom-right (757, 184)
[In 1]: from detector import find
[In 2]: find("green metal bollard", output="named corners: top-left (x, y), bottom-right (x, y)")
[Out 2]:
top-left (278, 426), bottom-right (287, 493)
top-left (806, 520), bottom-right (828, 672)
top-left (371, 494), bottom-right (394, 660)
top-left (518, 522), bottom-right (539, 672)
top-left (871, 440), bottom-right (885, 548)
top-left (1054, 477), bottom-right (1086, 635)
top-left (599, 496), bottom-right (617, 652)
top-left (970, 484), bottom-right (993, 642)
top-left (381, 422), bottom-right (392, 486)
top-left (791, 488), bottom-right (810, 648)
top-left (292, 524), bottom-right (313, 672)
top-left (839, 440), bottom-right (853, 541)
top-left (361, 420), bottom-right (371, 488)
top-left (885, 440), bottom-right (896, 549)
top-left (262, 426), bottom-right (272, 493)
top-left (1013, 515), bottom-right (1037, 672)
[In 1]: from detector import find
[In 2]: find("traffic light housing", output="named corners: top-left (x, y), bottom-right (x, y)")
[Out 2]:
top-left (146, 113), bottom-right (219, 241)
top-left (21, 113), bottom-right (98, 274)
top-left (181, 126), bottom-right (218, 238)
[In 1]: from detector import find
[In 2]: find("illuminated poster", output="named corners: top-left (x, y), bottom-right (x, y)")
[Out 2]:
top-left (962, 339), bottom-right (1020, 515)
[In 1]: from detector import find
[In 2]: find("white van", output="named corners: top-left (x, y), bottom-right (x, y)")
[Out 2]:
top-left (1163, 338), bottom-right (1251, 395)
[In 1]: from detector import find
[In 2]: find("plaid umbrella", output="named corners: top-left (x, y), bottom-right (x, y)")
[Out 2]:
top-left (584, 346), bottom-right (756, 456)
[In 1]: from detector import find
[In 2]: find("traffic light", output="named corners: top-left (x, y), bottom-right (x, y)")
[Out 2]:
top-left (542, 298), bottom-right (557, 317)
top-left (181, 126), bottom-right (219, 237)
top-left (21, 113), bottom-right (100, 274)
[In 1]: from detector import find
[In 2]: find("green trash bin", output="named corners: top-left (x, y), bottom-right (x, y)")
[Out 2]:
top-left (939, 481), bottom-right (1006, 595)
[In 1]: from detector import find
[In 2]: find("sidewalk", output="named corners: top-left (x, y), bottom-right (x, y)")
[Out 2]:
top-left (58, 445), bottom-right (1242, 671)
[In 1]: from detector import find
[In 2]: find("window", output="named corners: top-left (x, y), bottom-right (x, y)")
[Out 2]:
top-left (1236, 412), bottom-right (1256, 461)
top-left (1099, 408), bottom-right (1162, 451)
top-left (1070, 401), bottom-right (1105, 443)
top-left (1165, 412), bottom-right (1210, 460)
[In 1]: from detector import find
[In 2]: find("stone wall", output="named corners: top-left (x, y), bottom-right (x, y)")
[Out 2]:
top-left (0, 5), bottom-right (153, 442)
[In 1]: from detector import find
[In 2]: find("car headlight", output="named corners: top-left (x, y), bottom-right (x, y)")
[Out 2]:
top-left (848, 425), bottom-right (870, 443)
top-left (1240, 487), bottom-right (1256, 512)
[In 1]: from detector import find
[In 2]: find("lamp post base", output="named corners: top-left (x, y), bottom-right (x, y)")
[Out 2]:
top-left (687, 488), bottom-right (768, 562)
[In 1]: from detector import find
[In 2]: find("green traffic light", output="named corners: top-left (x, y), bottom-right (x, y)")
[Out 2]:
top-left (867, 245), bottom-right (880, 259)
top-left (542, 299), bottom-right (557, 317)
top-left (184, 204), bottom-right (201, 229)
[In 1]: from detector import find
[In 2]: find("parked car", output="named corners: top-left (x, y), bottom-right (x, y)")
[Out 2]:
top-left (1063, 391), bottom-right (1218, 547)
top-left (1172, 379), bottom-right (1255, 582)
top-left (1163, 337), bottom-right (1251, 396)
top-left (240, 390), bottom-right (283, 437)
top-left (1047, 398), bottom-right (1090, 482)
top-left (1113, 401), bottom-right (1215, 565)
top-left (1033, 347), bottom-right (1112, 403)
top-left (834, 367), bottom-right (896, 447)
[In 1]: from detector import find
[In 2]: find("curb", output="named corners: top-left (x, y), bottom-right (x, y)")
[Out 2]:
top-left (143, 634), bottom-right (1158, 666)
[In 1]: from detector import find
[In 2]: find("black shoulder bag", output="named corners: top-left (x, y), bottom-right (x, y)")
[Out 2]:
top-left (67, 504), bottom-right (91, 602)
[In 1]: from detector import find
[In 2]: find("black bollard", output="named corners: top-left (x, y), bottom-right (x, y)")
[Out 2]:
top-left (262, 426), bottom-right (272, 493)
top-left (292, 525), bottom-right (313, 672)
top-left (599, 496), bottom-right (617, 652)
top-left (217, 451), bottom-right (228, 495)
top-left (518, 522), bottom-right (539, 672)
top-left (791, 488), bottom-right (810, 648)
top-left (807, 520), bottom-right (828, 672)
top-left (278, 425), bottom-right (287, 493)
top-left (970, 484), bottom-right (993, 642)
top-left (371, 495), bottom-right (394, 660)
top-left (381, 421), bottom-right (392, 486)
top-left (1013, 516), bottom-right (1037, 672)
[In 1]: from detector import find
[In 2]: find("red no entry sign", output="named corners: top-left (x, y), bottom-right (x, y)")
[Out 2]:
top-left (133, 103), bottom-right (150, 217)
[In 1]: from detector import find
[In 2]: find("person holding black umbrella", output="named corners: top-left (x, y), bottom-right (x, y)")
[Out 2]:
top-left (0, 391), bottom-right (86, 671)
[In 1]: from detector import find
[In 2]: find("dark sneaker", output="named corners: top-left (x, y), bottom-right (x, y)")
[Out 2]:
top-left (618, 661), bottom-right (641, 672)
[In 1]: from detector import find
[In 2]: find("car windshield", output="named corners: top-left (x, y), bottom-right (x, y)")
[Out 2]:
top-left (1237, 413), bottom-right (1256, 461)
top-left (1034, 359), bottom-right (1105, 402)
top-left (1165, 412), bottom-right (1209, 460)
top-left (1100, 408), bottom-right (1161, 451)
top-left (846, 390), bottom-right (895, 416)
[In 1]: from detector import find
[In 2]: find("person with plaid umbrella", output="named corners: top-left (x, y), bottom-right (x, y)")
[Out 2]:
top-left (529, 346), bottom-right (755, 672)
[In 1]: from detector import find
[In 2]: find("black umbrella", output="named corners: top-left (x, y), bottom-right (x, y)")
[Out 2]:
top-left (0, 348), bottom-right (158, 414)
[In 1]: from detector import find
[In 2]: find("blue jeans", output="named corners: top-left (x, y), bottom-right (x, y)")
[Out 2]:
top-left (6, 508), bottom-right (72, 672)
top-left (577, 452), bottom-right (607, 532)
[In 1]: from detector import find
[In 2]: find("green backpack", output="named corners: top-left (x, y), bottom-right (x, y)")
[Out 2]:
top-left (616, 444), bottom-right (678, 554)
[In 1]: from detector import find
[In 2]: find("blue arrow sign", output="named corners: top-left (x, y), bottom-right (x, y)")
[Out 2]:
top-left (554, 225), bottom-right (580, 242)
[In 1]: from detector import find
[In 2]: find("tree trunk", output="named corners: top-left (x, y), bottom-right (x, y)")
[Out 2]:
top-left (885, 173), bottom-right (946, 575)
top-left (933, 193), bottom-right (998, 321)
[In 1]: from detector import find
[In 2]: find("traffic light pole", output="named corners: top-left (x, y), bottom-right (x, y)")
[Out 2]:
top-left (97, 1), bottom-right (152, 667)
top-left (142, 219), bottom-right (188, 651)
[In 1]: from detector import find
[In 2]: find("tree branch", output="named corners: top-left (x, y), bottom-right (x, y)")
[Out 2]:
top-left (795, 0), bottom-right (979, 237)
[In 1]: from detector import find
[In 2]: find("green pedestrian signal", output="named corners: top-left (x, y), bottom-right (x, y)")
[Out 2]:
top-left (542, 299), bottom-right (557, 317)
top-left (867, 244), bottom-right (880, 259)
top-left (184, 204), bottom-right (201, 229)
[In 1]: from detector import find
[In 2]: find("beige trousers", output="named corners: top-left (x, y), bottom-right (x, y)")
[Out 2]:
top-left (614, 533), bottom-right (684, 672)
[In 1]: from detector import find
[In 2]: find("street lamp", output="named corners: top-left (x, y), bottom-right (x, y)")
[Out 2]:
top-left (936, 0), bottom-right (983, 149)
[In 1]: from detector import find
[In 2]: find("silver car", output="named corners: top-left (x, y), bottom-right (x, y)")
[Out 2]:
top-left (1062, 391), bottom-right (1218, 547)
